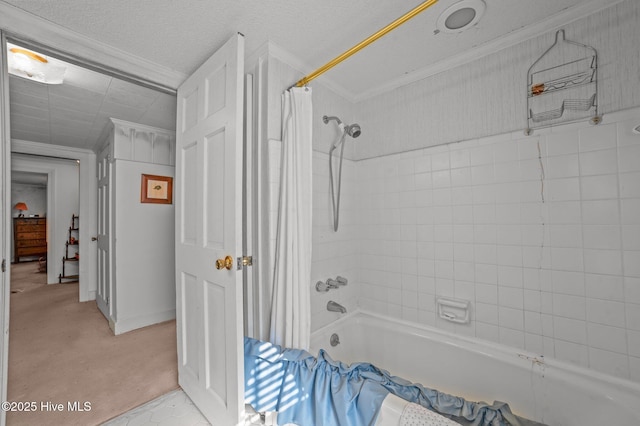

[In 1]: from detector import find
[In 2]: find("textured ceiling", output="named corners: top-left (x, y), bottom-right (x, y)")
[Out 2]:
top-left (4, 0), bottom-right (599, 99)
top-left (8, 45), bottom-right (176, 150)
top-left (3, 0), bottom-right (612, 151)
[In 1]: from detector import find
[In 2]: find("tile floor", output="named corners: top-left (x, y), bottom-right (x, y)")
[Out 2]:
top-left (103, 389), bottom-right (265, 426)
top-left (103, 390), bottom-right (209, 426)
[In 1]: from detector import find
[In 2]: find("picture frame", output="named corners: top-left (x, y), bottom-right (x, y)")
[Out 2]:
top-left (140, 174), bottom-right (173, 204)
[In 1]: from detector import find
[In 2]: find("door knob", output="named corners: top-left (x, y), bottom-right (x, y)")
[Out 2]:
top-left (215, 255), bottom-right (234, 270)
top-left (91, 236), bottom-right (98, 241)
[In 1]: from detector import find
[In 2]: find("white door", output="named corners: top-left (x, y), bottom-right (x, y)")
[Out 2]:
top-left (175, 34), bottom-right (245, 425)
top-left (96, 144), bottom-right (112, 320)
top-left (0, 32), bottom-right (11, 426)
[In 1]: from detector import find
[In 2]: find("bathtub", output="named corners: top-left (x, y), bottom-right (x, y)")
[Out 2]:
top-left (309, 311), bottom-right (640, 426)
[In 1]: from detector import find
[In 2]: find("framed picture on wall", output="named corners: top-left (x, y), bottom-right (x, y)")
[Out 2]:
top-left (141, 174), bottom-right (173, 204)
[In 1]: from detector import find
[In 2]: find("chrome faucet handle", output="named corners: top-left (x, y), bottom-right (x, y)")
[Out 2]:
top-left (316, 278), bottom-right (345, 292)
top-left (326, 279), bottom-right (340, 289)
top-left (316, 281), bottom-right (331, 292)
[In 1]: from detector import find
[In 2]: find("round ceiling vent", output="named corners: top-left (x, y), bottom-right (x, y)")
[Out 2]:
top-left (436, 0), bottom-right (486, 34)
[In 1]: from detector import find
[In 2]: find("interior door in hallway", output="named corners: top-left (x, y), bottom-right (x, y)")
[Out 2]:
top-left (96, 143), bottom-right (112, 320)
top-left (175, 33), bottom-right (245, 425)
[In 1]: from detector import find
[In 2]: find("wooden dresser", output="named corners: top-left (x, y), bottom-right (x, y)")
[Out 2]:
top-left (13, 217), bottom-right (47, 263)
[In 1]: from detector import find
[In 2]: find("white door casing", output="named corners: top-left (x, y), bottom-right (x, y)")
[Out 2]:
top-left (10, 140), bottom-right (98, 301)
top-left (175, 33), bottom-right (245, 425)
top-left (0, 32), bottom-right (11, 426)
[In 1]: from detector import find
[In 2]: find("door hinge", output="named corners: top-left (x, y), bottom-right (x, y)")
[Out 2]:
top-left (1, 259), bottom-right (5, 272)
top-left (237, 255), bottom-right (253, 270)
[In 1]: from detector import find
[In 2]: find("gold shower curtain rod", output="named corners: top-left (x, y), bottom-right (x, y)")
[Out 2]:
top-left (293, 0), bottom-right (439, 88)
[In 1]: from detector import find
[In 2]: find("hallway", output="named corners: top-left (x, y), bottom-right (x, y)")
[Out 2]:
top-left (7, 262), bottom-right (179, 425)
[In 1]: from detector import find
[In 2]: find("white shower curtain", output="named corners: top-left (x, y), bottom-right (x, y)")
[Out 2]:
top-left (269, 87), bottom-right (313, 350)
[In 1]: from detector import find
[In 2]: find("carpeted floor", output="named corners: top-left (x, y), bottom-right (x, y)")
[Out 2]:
top-left (7, 262), bottom-right (179, 425)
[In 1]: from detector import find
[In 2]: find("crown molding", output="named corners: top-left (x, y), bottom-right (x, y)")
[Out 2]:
top-left (11, 139), bottom-right (95, 158)
top-left (353, 0), bottom-right (626, 102)
top-left (0, 1), bottom-right (187, 91)
top-left (109, 118), bottom-right (174, 136)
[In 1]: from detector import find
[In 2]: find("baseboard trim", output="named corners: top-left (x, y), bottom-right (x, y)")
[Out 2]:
top-left (113, 309), bottom-right (176, 335)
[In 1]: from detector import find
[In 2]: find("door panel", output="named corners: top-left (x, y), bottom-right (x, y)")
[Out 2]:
top-left (204, 280), bottom-right (227, 402)
top-left (96, 144), bottom-right (112, 320)
top-left (204, 129), bottom-right (225, 248)
top-left (180, 142), bottom-right (198, 244)
top-left (180, 272), bottom-right (199, 378)
top-left (175, 33), bottom-right (245, 425)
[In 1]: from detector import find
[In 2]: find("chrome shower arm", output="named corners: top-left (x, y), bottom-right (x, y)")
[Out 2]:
top-left (323, 115), bottom-right (342, 125)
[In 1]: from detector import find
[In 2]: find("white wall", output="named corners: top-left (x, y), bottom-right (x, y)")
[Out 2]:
top-left (11, 182), bottom-right (46, 217)
top-left (351, 0), bottom-right (640, 382)
top-left (356, 0), bottom-right (640, 160)
top-left (112, 159), bottom-right (175, 334)
top-left (11, 154), bottom-right (79, 284)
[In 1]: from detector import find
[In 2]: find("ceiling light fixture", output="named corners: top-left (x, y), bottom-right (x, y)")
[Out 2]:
top-left (436, 0), bottom-right (486, 34)
top-left (6, 42), bottom-right (65, 84)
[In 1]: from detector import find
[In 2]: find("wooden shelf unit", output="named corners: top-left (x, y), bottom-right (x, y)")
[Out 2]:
top-left (59, 214), bottom-right (80, 283)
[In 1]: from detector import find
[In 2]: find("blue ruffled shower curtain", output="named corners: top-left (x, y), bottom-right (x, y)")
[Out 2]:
top-left (244, 337), bottom-right (546, 426)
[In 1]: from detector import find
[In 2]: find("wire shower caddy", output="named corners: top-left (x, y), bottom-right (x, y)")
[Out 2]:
top-left (525, 29), bottom-right (600, 134)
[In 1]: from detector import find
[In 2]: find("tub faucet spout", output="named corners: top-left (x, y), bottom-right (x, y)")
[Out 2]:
top-left (327, 300), bottom-right (346, 314)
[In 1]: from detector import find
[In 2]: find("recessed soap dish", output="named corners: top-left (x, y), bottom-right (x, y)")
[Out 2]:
top-left (436, 297), bottom-right (471, 324)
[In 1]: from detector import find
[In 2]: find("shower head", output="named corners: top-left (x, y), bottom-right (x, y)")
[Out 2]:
top-left (345, 123), bottom-right (361, 138)
top-left (323, 115), bottom-right (361, 138)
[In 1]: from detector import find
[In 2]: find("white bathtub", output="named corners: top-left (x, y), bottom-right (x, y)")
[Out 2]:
top-left (309, 311), bottom-right (640, 426)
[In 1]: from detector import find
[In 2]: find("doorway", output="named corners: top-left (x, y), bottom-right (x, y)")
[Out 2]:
top-left (6, 36), bottom-right (177, 298)
top-left (11, 154), bottom-right (78, 286)
top-left (3, 37), bottom-right (180, 424)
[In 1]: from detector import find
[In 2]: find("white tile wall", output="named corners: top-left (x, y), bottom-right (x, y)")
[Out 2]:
top-left (354, 110), bottom-right (640, 382)
top-left (298, 0), bottom-right (640, 382)
top-left (309, 151), bottom-right (360, 331)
